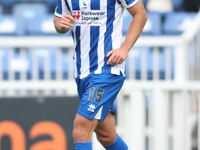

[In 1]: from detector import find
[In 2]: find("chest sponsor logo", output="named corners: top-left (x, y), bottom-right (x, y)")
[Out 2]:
top-left (73, 10), bottom-right (106, 25)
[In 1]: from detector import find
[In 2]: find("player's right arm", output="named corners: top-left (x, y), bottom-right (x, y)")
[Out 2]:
top-left (54, 13), bottom-right (76, 34)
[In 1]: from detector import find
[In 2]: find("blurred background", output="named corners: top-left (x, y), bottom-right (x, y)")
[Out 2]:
top-left (0, 0), bottom-right (200, 150)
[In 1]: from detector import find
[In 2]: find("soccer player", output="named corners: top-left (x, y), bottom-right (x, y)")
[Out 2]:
top-left (54, 0), bottom-right (147, 150)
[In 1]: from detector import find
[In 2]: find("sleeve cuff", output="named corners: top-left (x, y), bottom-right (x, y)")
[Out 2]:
top-left (54, 12), bottom-right (63, 18)
top-left (124, 0), bottom-right (140, 8)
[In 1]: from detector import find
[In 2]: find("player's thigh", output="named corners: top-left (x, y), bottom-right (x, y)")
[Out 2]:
top-left (94, 112), bottom-right (117, 145)
top-left (74, 113), bottom-right (99, 131)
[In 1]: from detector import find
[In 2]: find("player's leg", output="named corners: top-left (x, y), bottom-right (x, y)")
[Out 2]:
top-left (73, 73), bottom-right (125, 150)
top-left (73, 75), bottom-right (102, 150)
top-left (73, 114), bottom-right (99, 142)
top-left (94, 112), bottom-right (117, 146)
top-left (95, 112), bottom-right (129, 150)
top-left (72, 114), bottom-right (99, 150)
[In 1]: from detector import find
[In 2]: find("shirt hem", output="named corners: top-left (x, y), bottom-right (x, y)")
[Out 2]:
top-left (74, 70), bottom-right (125, 79)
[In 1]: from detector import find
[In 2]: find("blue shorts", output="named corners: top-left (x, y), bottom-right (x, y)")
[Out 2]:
top-left (75, 73), bottom-right (125, 122)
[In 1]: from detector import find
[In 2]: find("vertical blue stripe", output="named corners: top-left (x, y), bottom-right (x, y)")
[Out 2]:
top-left (91, 0), bottom-right (100, 10)
top-left (56, 0), bottom-right (63, 14)
top-left (71, 0), bottom-right (80, 10)
top-left (71, 29), bottom-right (75, 43)
top-left (64, 0), bottom-right (72, 14)
top-left (117, 0), bottom-right (121, 4)
top-left (90, 26), bottom-right (99, 73)
top-left (103, 0), bottom-right (116, 74)
top-left (75, 26), bottom-right (81, 77)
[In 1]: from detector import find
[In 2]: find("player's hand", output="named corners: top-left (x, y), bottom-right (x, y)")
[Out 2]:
top-left (106, 47), bottom-right (129, 66)
top-left (60, 13), bottom-right (76, 30)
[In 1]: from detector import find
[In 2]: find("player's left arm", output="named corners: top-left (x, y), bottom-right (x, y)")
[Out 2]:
top-left (107, 0), bottom-right (147, 66)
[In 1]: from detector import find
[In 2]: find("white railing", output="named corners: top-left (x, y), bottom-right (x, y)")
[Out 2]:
top-left (0, 11), bottom-right (200, 150)
top-left (0, 35), bottom-right (181, 96)
top-left (115, 82), bottom-right (200, 150)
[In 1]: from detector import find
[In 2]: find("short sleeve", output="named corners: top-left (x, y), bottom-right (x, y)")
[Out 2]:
top-left (119, 0), bottom-right (140, 8)
top-left (54, 0), bottom-right (71, 18)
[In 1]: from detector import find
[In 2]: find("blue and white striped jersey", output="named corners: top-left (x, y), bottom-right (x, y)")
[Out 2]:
top-left (55, 0), bottom-right (139, 79)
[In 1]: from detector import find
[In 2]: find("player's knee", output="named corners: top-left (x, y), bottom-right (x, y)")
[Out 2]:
top-left (96, 133), bottom-right (114, 146)
top-left (72, 124), bottom-right (90, 142)
top-left (72, 127), bottom-right (86, 142)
